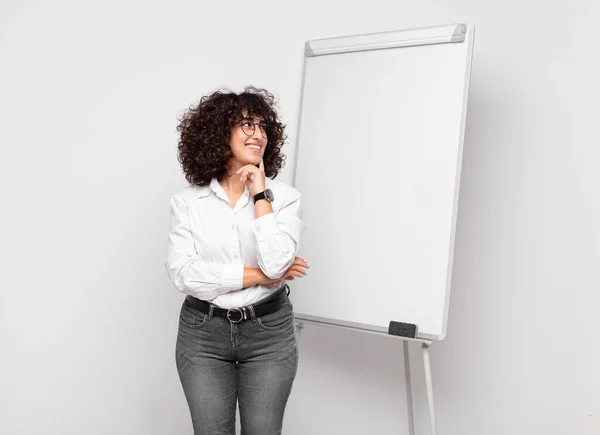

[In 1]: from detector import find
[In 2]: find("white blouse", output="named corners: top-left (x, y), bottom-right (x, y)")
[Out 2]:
top-left (165, 177), bottom-right (305, 309)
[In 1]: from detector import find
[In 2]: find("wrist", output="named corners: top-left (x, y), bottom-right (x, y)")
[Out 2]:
top-left (243, 267), bottom-right (274, 288)
top-left (242, 267), bottom-right (278, 287)
top-left (250, 184), bottom-right (266, 197)
top-left (260, 270), bottom-right (278, 285)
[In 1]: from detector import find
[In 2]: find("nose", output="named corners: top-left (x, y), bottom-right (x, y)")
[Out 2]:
top-left (251, 124), bottom-right (263, 140)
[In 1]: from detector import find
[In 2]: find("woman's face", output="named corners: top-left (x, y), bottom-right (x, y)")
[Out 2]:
top-left (229, 109), bottom-right (268, 168)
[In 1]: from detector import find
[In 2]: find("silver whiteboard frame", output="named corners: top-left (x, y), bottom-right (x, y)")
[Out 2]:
top-left (292, 23), bottom-right (475, 341)
top-left (305, 23), bottom-right (466, 57)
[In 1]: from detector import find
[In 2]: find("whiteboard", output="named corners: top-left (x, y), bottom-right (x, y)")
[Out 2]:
top-left (291, 24), bottom-right (475, 340)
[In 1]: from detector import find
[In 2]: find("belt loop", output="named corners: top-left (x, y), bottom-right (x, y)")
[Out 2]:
top-left (208, 304), bottom-right (214, 320)
top-left (285, 283), bottom-right (290, 296)
top-left (247, 304), bottom-right (257, 321)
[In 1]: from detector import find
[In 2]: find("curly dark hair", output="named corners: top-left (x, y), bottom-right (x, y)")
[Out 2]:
top-left (176, 86), bottom-right (287, 186)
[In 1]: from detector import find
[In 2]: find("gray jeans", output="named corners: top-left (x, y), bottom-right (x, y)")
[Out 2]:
top-left (175, 288), bottom-right (298, 435)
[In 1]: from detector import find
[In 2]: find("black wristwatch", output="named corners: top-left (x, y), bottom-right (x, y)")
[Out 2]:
top-left (253, 189), bottom-right (274, 204)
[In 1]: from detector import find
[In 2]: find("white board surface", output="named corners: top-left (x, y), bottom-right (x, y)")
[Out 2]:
top-left (291, 24), bottom-right (474, 340)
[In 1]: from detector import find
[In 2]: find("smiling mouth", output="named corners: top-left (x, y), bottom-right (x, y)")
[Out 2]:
top-left (246, 145), bottom-right (261, 152)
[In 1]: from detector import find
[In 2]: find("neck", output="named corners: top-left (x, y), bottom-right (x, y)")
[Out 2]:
top-left (219, 163), bottom-right (246, 194)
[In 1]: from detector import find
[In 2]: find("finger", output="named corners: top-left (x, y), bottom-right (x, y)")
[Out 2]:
top-left (241, 167), bottom-right (257, 183)
top-left (293, 265), bottom-right (308, 275)
top-left (236, 165), bottom-right (254, 178)
top-left (235, 165), bottom-right (249, 175)
top-left (294, 257), bottom-right (310, 268)
top-left (236, 167), bottom-right (245, 181)
top-left (241, 168), bottom-right (253, 183)
top-left (259, 158), bottom-right (265, 172)
top-left (284, 270), bottom-right (303, 279)
top-left (287, 266), bottom-right (306, 276)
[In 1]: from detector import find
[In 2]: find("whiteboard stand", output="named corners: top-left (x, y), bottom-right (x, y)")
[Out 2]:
top-left (291, 22), bottom-right (475, 435)
top-left (294, 318), bottom-right (304, 343)
top-left (403, 340), bottom-right (416, 435)
top-left (295, 320), bottom-right (438, 435)
top-left (421, 342), bottom-right (437, 435)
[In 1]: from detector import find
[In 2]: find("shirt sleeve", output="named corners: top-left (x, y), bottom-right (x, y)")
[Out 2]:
top-left (165, 195), bottom-right (244, 300)
top-left (252, 188), bottom-right (305, 279)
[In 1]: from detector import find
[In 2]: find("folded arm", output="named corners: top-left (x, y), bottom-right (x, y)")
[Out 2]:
top-left (252, 189), bottom-right (305, 280)
top-left (165, 195), bottom-right (272, 300)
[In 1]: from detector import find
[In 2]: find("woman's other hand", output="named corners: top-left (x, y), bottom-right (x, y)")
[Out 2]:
top-left (259, 257), bottom-right (309, 285)
top-left (281, 257), bottom-right (309, 281)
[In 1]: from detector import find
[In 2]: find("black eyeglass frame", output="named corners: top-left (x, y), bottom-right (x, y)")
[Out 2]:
top-left (234, 118), bottom-right (269, 139)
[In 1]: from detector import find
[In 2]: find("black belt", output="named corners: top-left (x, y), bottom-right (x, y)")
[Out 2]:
top-left (185, 285), bottom-right (288, 323)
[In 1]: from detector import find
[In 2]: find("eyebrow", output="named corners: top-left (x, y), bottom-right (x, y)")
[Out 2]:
top-left (241, 117), bottom-right (267, 124)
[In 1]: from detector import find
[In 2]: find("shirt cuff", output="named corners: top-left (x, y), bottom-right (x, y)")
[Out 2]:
top-left (252, 212), bottom-right (279, 241)
top-left (220, 263), bottom-right (244, 291)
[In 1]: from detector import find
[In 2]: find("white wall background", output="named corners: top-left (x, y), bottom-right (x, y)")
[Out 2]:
top-left (1, 1), bottom-right (598, 434)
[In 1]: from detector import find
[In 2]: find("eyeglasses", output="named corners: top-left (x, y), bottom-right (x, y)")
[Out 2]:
top-left (235, 119), bottom-right (268, 139)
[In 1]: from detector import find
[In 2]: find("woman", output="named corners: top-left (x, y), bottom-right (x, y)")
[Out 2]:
top-left (165, 86), bottom-right (308, 435)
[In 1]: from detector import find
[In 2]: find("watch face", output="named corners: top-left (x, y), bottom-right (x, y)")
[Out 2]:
top-left (265, 189), bottom-right (274, 202)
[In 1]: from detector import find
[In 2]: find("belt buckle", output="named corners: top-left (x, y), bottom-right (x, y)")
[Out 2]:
top-left (226, 308), bottom-right (243, 323)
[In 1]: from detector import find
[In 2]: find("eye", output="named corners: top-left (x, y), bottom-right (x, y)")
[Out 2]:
top-left (241, 121), bottom-right (253, 128)
top-left (259, 124), bottom-right (267, 132)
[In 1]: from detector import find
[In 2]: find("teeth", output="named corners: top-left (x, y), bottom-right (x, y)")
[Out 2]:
top-left (247, 145), bottom-right (260, 150)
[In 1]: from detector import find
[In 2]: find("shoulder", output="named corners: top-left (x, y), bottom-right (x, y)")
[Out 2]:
top-left (169, 185), bottom-right (207, 206)
top-left (266, 178), bottom-right (301, 203)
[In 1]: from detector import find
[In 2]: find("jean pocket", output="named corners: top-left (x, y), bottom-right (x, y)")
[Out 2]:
top-left (179, 301), bottom-right (209, 329)
top-left (256, 302), bottom-right (293, 331)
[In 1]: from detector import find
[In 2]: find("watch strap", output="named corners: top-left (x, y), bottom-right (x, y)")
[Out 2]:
top-left (253, 191), bottom-right (267, 203)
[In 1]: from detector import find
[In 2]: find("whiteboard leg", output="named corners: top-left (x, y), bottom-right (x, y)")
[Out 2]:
top-left (422, 343), bottom-right (438, 435)
top-left (403, 340), bottom-right (415, 435)
top-left (294, 321), bottom-right (304, 344)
